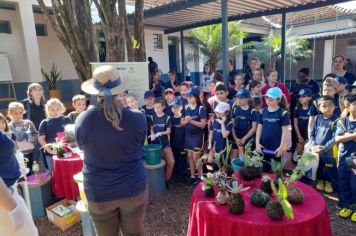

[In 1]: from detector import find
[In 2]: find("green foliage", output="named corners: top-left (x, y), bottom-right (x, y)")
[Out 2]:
top-left (247, 28), bottom-right (312, 67)
top-left (271, 179), bottom-right (294, 220)
top-left (186, 21), bottom-right (248, 70)
top-left (242, 140), bottom-right (263, 168)
top-left (42, 140), bottom-right (66, 157)
top-left (41, 63), bottom-right (62, 90)
top-left (270, 158), bottom-right (287, 177)
top-left (201, 173), bottom-right (215, 190)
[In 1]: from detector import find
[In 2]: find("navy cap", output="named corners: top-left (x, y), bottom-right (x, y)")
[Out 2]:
top-left (171, 98), bottom-right (182, 107)
top-left (236, 88), bottom-right (250, 99)
top-left (298, 88), bottom-right (313, 97)
top-left (336, 76), bottom-right (348, 86)
top-left (144, 91), bottom-right (154, 99)
top-left (187, 86), bottom-right (200, 97)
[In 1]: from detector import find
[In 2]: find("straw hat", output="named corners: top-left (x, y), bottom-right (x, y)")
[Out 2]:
top-left (81, 65), bottom-right (129, 96)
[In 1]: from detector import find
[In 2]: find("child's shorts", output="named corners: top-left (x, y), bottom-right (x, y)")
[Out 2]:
top-left (185, 132), bottom-right (204, 153)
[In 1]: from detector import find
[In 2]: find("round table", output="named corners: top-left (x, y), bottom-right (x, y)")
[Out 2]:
top-left (187, 174), bottom-right (332, 236)
top-left (52, 154), bottom-right (83, 200)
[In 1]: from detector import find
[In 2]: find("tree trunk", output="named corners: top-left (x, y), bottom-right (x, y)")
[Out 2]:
top-left (93, 0), bottom-right (125, 62)
top-left (134, 0), bottom-right (146, 62)
top-left (37, 0), bottom-right (97, 82)
top-left (118, 0), bottom-right (134, 62)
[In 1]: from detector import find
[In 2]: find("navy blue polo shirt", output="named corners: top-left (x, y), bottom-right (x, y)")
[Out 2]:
top-left (335, 117), bottom-right (356, 163)
top-left (0, 132), bottom-right (20, 188)
top-left (164, 104), bottom-right (174, 117)
top-left (38, 116), bottom-right (71, 155)
top-left (310, 114), bottom-right (337, 157)
top-left (151, 114), bottom-right (171, 145)
top-left (232, 106), bottom-right (258, 139)
top-left (293, 106), bottom-right (311, 139)
top-left (75, 107), bottom-right (147, 202)
top-left (183, 105), bottom-right (207, 134)
top-left (308, 95), bottom-right (341, 117)
top-left (211, 119), bottom-right (233, 153)
top-left (170, 115), bottom-right (185, 150)
top-left (258, 108), bottom-right (290, 150)
top-left (149, 80), bottom-right (164, 97)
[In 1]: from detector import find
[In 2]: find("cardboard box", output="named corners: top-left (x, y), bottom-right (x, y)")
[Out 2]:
top-left (46, 199), bottom-right (81, 231)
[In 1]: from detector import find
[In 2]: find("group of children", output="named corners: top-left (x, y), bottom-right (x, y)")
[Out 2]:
top-left (139, 71), bottom-right (356, 222)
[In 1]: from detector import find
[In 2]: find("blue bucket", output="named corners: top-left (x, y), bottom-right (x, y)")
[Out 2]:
top-left (231, 158), bottom-right (244, 172)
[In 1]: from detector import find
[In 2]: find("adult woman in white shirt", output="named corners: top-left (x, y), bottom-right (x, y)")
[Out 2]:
top-left (200, 64), bottom-right (214, 95)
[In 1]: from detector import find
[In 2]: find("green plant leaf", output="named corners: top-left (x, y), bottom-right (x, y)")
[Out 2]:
top-left (281, 200), bottom-right (294, 220)
top-left (271, 181), bottom-right (278, 197)
top-left (279, 179), bottom-right (288, 200)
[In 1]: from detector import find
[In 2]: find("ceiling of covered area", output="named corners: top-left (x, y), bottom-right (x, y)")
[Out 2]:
top-left (136, 0), bottom-right (356, 33)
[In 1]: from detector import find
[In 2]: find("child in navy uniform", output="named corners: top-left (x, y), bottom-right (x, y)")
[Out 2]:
top-left (201, 102), bottom-right (233, 173)
top-left (310, 96), bottom-right (339, 194)
top-left (293, 88), bottom-right (313, 160)
top-left (164, 88), bottom-right (175, 117)
top-left (150, 97), bottom-right (175, 183)
top-left (209, 83), bottom-right (234, 110)
top-left (170, 98), bottom-right (187, 182)
top-left (182, 87), bottom-right (207, 187)
top-left (38, 98), bottom-right (71, 173)
top-left (141, 91), bottom-right (156, 141)
top-left (256, 87), bottom-right (290, 172)
top-left (231, 88), bottom-right (258, 159)
top-left (335, 93), bottom-right (356, 222)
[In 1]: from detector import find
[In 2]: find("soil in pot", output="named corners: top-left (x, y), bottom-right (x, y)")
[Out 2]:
top-left (287, 185), bottom-right (304, 205)
top-left (260, 180), bottom-right (273, 194)
top-left (240, 166), bottom-right (262, 181)
top-left (250, 189), bottom-right (270, 207)
top-left (204, 187), bottom-right (215, 197)
top-left (266, 201), bottom-right (284, 220)
top-left (227, 193), bottom-right (245, 215)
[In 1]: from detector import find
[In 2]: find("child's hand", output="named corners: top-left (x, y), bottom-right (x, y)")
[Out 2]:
top-left (150, 133), bottom-right (156, 141)
top-left (155, 132), bottom-right (162, 138)
top-left (312, 145), bottom-right (323, 154)
top-left (185, 116), bottom-right (192, 122)
top-left (207, 155), bottom-right (213, 163)
top-left (275, 146), bottom-right (284, 158)
top-left (298, 136), bottom-right (304, 143)
top-left (256, 143), bottom-right (264, 154)
top-left (240, 138), bottom-right (246, 145)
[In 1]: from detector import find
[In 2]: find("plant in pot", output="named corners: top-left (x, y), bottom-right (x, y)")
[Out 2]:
top-left (250, 188), bottom-right (270, 208)
top-left (42, 138), bottom-right (69, 158)
top-left (240, 140), bottom-right (263, 181)
top-left (260, 175), bottom-right (273, 194)
top-left (226, 178), bottom-right (249, 215)
top-left (266, 179), bottom-right (294, 221)
top-left (270, 158), bottom-right (287, 185)
top-left (201, 173), bottom-right (215, 197)
top-left (41, 63), bottom-right (62, 99)
top-left (215, 172), bottom-right (229, 205)
top-left (285, 153), bottom-right (316, 205)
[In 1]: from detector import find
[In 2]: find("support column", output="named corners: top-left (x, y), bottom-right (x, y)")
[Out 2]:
top-left (180, 30), bottom-right (186, 82)
top-left (18, 0), bottom-right (42, 82)
top-left (235, 38), bottom-right (243, 71)
top-left (280, 12), bottom-right (286, 84)
top-left (323, 39), bottom-right (334, 77)
top-left (221, 0), bottom-right (229, 87)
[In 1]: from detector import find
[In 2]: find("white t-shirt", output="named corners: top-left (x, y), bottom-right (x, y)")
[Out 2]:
top-left (0, 186), bottom-right (38, 236)
top-left (200, 73), bottom-right (215, 93)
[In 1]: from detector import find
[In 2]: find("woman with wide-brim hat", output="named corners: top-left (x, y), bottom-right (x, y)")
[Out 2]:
top-left (75, 65), bottom-right (148, 236)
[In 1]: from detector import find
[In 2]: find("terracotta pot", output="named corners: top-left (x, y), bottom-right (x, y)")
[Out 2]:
top-left (49, 89), bottom-right (61, 99)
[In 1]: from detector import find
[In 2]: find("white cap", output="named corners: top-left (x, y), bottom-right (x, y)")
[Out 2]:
top-left (214, 102), bottom-right (230, 113)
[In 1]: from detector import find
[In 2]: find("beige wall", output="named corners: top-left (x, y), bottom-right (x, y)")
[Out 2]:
top-left (0, 8), bottom-right (30, 83)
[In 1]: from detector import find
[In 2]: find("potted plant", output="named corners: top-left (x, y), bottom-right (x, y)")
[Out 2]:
top-left (260, 175), bottom-right (273, 194)
top-left (270, 158), bottom-right (287, 185)
top-left (250, 189), bottom-right (270, 208)
top-left (215, 172), bottom-right (229, 205)
top-left (226, 178), bottom-right (249, 215)
top-left (285, 153), bottom-right (316, 205)
top-left (266, 179), bottom-right (294, 221)
top-left (41, 63), bottom-right (62, 99)
top-left (201, 173), bottom-right (215, 197)
top-left (240, 140), bottom-right (263, 181)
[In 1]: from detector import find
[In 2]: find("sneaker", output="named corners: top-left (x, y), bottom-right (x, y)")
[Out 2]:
top-left (351, 212), bottom-right (356, 222)
top-left (316, 180), bottom-right (325, 191)
top-left (338, 208), bottom-right (353, 218)
top-left (324, 181), bottom-right (333, 193)
top-left (186, 177), bottom-right (196, 187)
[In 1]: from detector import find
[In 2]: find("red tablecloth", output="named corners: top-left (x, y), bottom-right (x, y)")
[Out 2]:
top-left (188, 174), bottom-right (332, 236)
top-left (52, 154), bottom-right (83, 200)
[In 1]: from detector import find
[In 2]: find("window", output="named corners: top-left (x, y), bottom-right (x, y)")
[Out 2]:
top-left (0, 21), bottom-right (11, 34)
top-left (153, 34), bottom-right (163, 50)
top-left (35, 24), bottom-right (47, 36)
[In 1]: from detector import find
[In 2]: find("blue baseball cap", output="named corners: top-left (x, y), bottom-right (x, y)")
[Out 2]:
top-left (298, 88), bottom-right (313, 97)
top-left (264, 87), bottom-right (283, 99)
top-left (187, 86), bottom-right (200, 97)
top-left (236, 88), bottom-right (250, 99)
top-left (171, 98), bottom-right (183, 107)
top-left (144, 91), bottom-right (154, 99)
top-left (336, 76), bottom-right (348, 86)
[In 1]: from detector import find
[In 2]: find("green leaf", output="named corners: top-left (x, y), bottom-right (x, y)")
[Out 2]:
top-left (271, 181), bottom-right (278, 197)
top-left (281, 200), bottom-right (294, 220)
top-left (279, 179), bottom-right (288, 200)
